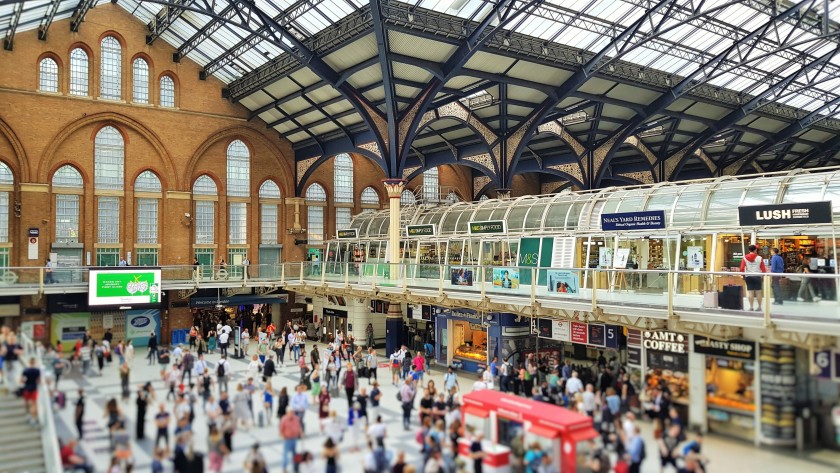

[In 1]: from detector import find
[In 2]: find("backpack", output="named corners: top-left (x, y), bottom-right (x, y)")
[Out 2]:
top-left (217, 361), bottom-right (226, 378)
top-left (402, 356), bottom-right (411, 370)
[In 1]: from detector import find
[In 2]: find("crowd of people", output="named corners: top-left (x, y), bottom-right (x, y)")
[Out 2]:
top-left (2, 317), bottom-right (715, 473)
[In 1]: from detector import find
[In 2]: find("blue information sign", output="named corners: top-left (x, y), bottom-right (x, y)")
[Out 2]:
top-left (605, 325), bottom-right (620, 349)
top-left (601, 210), bottom-right (666, 231)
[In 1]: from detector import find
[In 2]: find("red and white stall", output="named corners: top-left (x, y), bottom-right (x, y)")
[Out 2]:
top-left (459, 390), bottom-right (599, 473)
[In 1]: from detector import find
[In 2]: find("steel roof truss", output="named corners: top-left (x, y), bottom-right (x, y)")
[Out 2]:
top-left (37, 0), bottom-right (63, 40)
top-left (2, 0), bottom-right (22, 50)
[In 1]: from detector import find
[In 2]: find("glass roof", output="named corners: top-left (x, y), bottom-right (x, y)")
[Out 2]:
top-left (347, 168), bottom-right (840, 238)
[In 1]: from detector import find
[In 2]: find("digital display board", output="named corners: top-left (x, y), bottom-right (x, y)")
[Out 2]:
top-left (88, 268), bottom-right (162, 309)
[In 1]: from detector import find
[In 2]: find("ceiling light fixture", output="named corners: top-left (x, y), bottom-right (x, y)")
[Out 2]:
top-left (639, 126), bottom-right (665, 138)
top-left (560, 111), bottom-right (589, 125)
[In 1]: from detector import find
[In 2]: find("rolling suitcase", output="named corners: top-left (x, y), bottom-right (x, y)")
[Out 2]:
top-left (720, 285), bottom-right (743, 310)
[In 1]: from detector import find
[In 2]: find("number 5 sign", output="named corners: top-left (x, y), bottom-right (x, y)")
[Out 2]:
top-left (813, 350), bottom-right (832, 379)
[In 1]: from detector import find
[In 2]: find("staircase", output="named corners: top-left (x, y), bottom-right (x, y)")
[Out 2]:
top-left (0, 388), bottom-right (47, 473)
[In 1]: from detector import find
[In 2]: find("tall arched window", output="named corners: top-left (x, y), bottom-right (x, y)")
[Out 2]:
top-left (227, 140), bottom-right (250, 197)
top-left (0, 163), bottom-right (13, 266)
top-left (333, 153), bottom-right (353, 228)
top-left (192, 175), bottom-right (217, 274)
top-left (306, 183), bottom-right (326, 245)
top-left (69, 48), bottom-right (88, 96)
top-left (360, 187), bottom-right (380, 207)
top-left (423, 167), bottom-right (439, 203)
top-left (401, 189), bottom-right (416, 206)
top-left (39, 58), bottom-right (58, 92)
top-left (94, 126), bottom-right (124, 190)
top-left (132, 58), bottom-right (149, 103)
top-left (135, 171), bottom-right (162, 266)
top-left (259, 180), bottom-right (281, 245)
top-left (160, 75), bottom-right (175, 107)
top-left (52, 165), bottom-right (83, 244)
top-left (100, 36), bottom-right (122, 100)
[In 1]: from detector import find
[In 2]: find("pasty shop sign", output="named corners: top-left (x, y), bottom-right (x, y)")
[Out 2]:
top-left (643, 331), bottom-right (687, 353)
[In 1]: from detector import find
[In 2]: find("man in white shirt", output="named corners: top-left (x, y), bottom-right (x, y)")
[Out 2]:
top-left (565, 371), bottom-right (584, 396)
top-left (622, 412), bottom-right (637, 442)
top-left (472, 372), bottom-right (488, 392)
top-left (172, 345), bottom-right (183, 364)
top-left (582, 384), bottom-right (597, 417)
top-left (218, 331), bottom-right (230, 357)
top-left (368, 415), bottom-right (387, 446)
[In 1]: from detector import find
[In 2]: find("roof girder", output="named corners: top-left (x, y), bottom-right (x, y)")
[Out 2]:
top-left (2, 0), bottom-right (22, 50)
top-left (36, 0), bottom-right (63, 40)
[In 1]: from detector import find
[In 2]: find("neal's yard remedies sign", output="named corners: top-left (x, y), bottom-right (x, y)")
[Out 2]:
top-left (601, 210), bottom-right (666, 231)
top-left (738, 201), bottom-right (833, 226)
top-left (336, 228), bottom-right (358, 239)
top-left (406, 224), bottom-right (436, 237)
top-left (88, 268), bottom-right (162, 309)
top-left (468, 220), bottom-right (506, 235)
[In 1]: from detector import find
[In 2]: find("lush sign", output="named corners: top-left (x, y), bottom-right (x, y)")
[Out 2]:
top-left (406, 224), bottom-right (436, 237)
top-left (336, 228), bottom-right (358, 239)
top-left (738, 201), bottom-right (832, 226)
top-left (468, 220), bottom-right (506, 234)
top-left (601, 210), bottom-right (666, 231)
top-left (88, 269), bottom-right (161, 308)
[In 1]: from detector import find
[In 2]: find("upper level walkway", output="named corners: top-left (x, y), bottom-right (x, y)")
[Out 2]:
top-left (3, 262), bottom-right (837, 345)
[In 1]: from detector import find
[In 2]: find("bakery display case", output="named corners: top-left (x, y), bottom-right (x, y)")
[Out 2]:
top-left (452, 320), bottom-right (488, 364)
top-left (706, 357), bottom-right (757, 441)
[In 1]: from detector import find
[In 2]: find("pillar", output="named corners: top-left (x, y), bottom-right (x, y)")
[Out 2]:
top-left (382, 179), bottom-right (405, 355)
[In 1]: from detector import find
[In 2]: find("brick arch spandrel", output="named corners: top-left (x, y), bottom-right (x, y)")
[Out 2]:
top-left (0, 117), bottom-right (29, 182)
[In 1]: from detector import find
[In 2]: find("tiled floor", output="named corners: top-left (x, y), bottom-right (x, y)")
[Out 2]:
top-left (47, 347), bottom-right (839, 472)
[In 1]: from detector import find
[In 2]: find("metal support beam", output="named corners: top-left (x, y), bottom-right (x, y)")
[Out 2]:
top-left (146, 0), bottom-right (194, 45)
top-left (175, 1), bottom-right (243, 61)
top-left (3, 1), bottom-right (22, 50)
top-left (37, 0), bottom-right (63, 40)
top-left (371, 0), bottom-right (399, 173)
top-left (69, 0), bottom-right (96, 33)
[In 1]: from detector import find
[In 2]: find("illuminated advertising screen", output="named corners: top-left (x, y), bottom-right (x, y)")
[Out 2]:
top-left (88, 268), bottom-right (162, 309)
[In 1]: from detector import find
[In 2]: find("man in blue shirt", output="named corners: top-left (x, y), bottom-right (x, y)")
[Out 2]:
top-left (627, 426), bottom-right (645, 473)
top-left (770, 248), bottom-right (785, 305)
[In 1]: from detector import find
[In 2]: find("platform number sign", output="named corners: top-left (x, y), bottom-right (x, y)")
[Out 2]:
top-left (814, 350), bottom-right (832, 379)
top-left (605, 325), bottom-right (619, 349)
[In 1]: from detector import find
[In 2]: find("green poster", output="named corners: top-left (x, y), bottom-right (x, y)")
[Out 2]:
top-left (95, 271), bottom-right (157, 298)
top-left (518, 238), bottom-right (541, 284)
top-left (538, 237), bottom-right (554, 286)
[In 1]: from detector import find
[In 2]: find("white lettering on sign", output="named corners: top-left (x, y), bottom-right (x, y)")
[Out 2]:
top-left (643, 331), bottom-right (686, 353)
top-left (754, 209), bottom-right (810, 221)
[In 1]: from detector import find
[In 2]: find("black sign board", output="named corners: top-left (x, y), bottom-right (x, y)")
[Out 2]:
top-left (627, 346), bottom-right (642, 366)
top-left (601, 210), bottom-right (666, 231)
top-left (693, 336), bottom-right (756, 360)
top-left (738, 201), bottom-right (833, 227)
top-left (28, 228), bottom-right (39, 237)
top-left (336, 229), bottom-right (358, 239)
top-left (323, 307), bottom-right (348, 318)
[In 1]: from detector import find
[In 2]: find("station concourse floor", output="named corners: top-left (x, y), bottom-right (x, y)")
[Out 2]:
top-left (45, 347), bottom-right (840, 473)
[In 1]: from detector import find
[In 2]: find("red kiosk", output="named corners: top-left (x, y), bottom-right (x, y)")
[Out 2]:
top-left (459, 390), bottom-right (599, 472)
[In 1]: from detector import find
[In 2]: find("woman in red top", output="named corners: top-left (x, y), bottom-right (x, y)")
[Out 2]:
top-left (413, 353), bottom-right (426, 386)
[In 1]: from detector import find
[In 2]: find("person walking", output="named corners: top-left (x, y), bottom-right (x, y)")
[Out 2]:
top-left (20, 357), bottom-right (41, 425)
top-left (740, 244), bottom-right (767, 311)
top-left (400, 378), bottom-right (416, 430)
top-left (147, 331), bottom-right (158, 365)
top-left (626, 426), bottom-right (646, 473)
top-left (280, 410), bottom-right (303, 472)
top-left (216, 356), bottom-right (230, 394)
top-left (75, 389), bottom-right (86, 439)
top-left (290, 383), bottom-right (310, 434)
top-left (136, 387), bottom-right (149, 440)
top-left (44, 258), bottom-right (56, 284)
top-left (343, 361), bottom-right (357, 401)
top-left (770, 247), bottom-right (785, 305)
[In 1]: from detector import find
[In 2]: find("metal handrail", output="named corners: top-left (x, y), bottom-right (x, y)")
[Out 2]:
top-left (19, 332), bottom-right (62, 473)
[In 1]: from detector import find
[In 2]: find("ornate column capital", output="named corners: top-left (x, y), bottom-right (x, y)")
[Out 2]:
top-left (382, 179), bottom-right (406, 199)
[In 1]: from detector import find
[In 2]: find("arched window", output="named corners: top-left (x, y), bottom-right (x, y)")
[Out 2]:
top-left (306, 183), bottom-right (326, 245)
top-left (39, 58), bottom-right (58, 92)
top-left (423, 167), bottom-right (439, 203)
top-left (160, 75), bottom-right (175, 107)
top-left (94, 126), bottom-right (124, 190)
top-left (401, 189), bottom-right (416, 206)
top-left (132, 58), bottom-right (149, 103)
top-left (52, 165), bottom-right (82, 244)
top-left (259, 181), bottom-right (281, 245)
top-left (360, 187), bottom-right (379, 206)
top-left (69, 48), bottom-right (89, 96)
top-left (135, 171), bottom-right (161, 254)
top-left (192, 175), bottom-right (216, 245)
top-left (333, 154), bottom-right (353, 228)
top-left (479, 194), bottom-right (489, 202)
top-left (226, 140), bottom-right (250, 197)
top-left (100, 36), bottom-right (122, 100)
top-left (0, 163), bottom-right (13, 256)
top-left (447, 191), bottom-right (461, 203)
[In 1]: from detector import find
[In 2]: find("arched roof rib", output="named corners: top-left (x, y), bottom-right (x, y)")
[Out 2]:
top-left (3, 0), bottom-right (840, 188)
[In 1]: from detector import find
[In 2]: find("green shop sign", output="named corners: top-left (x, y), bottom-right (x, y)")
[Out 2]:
top-left (468, 220), bottom-right (506, 235)
top-left (336, 229), bottom-right (358, 239)
top-left (406, 224), bottom-right (436, 237)
top-left (94, 271), bottom-right (159, 303)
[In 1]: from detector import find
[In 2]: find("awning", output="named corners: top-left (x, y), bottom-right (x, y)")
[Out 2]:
top-left (463, 405), bottom-right (490, 418)
top-left (567, 427), bottom-right (599, 443)
top-left (528, 425), bottom-right (560, 439)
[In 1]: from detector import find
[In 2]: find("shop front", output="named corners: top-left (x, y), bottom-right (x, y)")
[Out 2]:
top-left (642, 330), bottom-right (690, 421)
top-left (537, 319), bottom-right (624, 368)
top-left (693, 336), bottom-right (758, 442)
top-left (434, 309), bottom-right (531, 373)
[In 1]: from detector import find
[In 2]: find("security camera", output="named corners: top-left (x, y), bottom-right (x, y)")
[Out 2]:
top-left (184, 212), bottom-right (191, 218)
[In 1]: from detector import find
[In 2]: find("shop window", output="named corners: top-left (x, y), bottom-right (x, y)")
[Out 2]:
top-left (69, 48), bottom-right (89, 96)
top-left (100, 36), bottom-right (122, 100)
top-left (0, 248), bottom-right (9, 268)
top-left (94, 126), bottom-right (124, 190)
top-left (97, 197), bottom-right (119, 243)
top-left (333, 154), bottom-right (353, 204)
top-left (195, 201), bottom-right (214, 244)
top-left (132, 58), bottom-right (149, 103)
top-left (160, 75), bottom-right (175, 107)
top-left (228, 248), bottom-right (247, 278)
top-left (96, 247), bottom-right (120, 266)
top-left (135, 247), bottom-right (158, 266)
top-left (39, 57), bottom-right (59, 92)
top-left (228, 202), bottom-right (247, 244)
top-left (226, 140), bottom-right (250, 197)
top-left (52, 165), bottom-right (82, 243)
top-left (194, 248), bottom-right (215, 278)
top-left (259, 180), bottom-right (281, 245)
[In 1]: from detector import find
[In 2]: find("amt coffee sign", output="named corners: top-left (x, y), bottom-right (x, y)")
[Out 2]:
top-left (738, 201), bottom-right (832, 226)
top-left (643, 331), bottom-right (687, 353)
